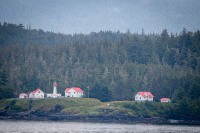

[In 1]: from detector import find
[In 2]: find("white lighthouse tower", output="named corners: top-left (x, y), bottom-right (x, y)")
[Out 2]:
top-left (53, 81), bottom-right (57, 98)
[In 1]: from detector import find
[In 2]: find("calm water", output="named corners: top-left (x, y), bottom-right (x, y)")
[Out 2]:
top-left (0, 120), bottom-right (200, 133)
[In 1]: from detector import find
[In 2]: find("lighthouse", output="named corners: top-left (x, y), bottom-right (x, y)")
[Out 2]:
top-left (47, 81), bottom-right (61, 98)
top-left (53, 81), bottom-right (57, 98)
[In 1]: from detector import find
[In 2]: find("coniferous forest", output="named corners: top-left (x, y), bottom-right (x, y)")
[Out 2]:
top-left (0, 22), bottom-right (200, 112)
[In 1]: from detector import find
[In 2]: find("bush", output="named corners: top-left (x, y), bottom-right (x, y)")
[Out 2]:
top-left (10, 100), bottom-right (16, 106)
top-left (54, 104), bottom-right (62, 112)
top-left (10, 105), bottom-right (23, 111)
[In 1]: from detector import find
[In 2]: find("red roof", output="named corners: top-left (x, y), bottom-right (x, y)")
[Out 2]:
top-left (73, 87), bottom-right (84, 92)
top-left (138, 92), bottom-right (154, 97)
top-left (53, 82), bottom-right (57, 87)
top-left (160, 98), bottom-right (170, 101)
top-left (65, 88), bottom-right (71, 92)
top-left (32, 88), bottom-right (41, 94)
top-left (65, 87), bottom-right (84, 92)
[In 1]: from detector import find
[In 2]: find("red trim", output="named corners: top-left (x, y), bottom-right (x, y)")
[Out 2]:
top-left (65, 88), bottom-right (71, 92)
top-left (32, 88), bottom-right (41, 94)
top-left (138, 92), bottom-right (154, 97)
top-left (160, 98), bottom-right (170, 101)
top-left (65, 87), bottom-right (84, 92)
top-left (53, 82), bottom-right (57, 87)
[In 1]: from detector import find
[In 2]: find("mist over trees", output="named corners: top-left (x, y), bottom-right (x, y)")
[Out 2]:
top-left (0, 22), bottom-right (200, 106)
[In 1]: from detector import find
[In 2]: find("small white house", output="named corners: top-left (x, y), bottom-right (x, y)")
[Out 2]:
top-left (19, 93), bottom-right (28, 98)
top-left (65, 87), bottom-right (84, 98)
top-left (135, 92), bottom-right (154, 102)
top-left (29, 88), bottom-right (44, 98)
top-left (160, 98), bottom-right (170, 102)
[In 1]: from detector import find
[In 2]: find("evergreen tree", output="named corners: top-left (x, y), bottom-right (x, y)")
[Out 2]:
top-left (90, 84), bottom-right (112, 102)
top-left (0, 70), bottom-right (13, 99)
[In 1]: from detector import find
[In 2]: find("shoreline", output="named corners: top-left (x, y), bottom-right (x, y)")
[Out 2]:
top-left (1, 111), bottom-right (200, 125)
top-left (1, 98), bottom-right (200, 125)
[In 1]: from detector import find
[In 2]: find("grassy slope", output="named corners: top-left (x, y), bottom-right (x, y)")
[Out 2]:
top-left (0, 98), bottom-right (173, 118)
top-left (0, 98), bottom-right (103, 115)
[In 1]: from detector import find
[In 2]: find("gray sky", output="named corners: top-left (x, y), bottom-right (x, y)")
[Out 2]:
top-left (0, 0), bottom-right (200, 34)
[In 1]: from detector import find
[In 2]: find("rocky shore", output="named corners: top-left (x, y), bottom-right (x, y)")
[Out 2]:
top-left (1, 110), bottom-right (200, 125)
top-left (1, 98), bottom-right (200, 125)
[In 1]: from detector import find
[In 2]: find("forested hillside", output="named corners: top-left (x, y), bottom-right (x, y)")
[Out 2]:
top-left (0, 22), bottom-right (200, 104)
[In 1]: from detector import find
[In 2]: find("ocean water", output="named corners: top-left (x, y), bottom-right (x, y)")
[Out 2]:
top-left (0, 120), bottom-right (200, 133)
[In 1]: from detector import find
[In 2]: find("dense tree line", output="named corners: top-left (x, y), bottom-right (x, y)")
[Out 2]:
top-left (0, 22), bottom-right (200, 107)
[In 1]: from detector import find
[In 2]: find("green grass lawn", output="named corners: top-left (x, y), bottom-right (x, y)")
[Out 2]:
top-left (0, 98), bottom-right (102, 112)
top-left (0, 98), bottom-right (173, 118)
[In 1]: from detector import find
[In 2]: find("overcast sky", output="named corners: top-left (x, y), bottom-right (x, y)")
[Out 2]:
top-left (0, 0), bottom-right (200, 34)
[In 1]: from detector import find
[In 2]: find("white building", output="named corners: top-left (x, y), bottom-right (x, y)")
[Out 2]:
top-left (160, 98), bottom-right (170, 102)
top-left (47, 93), bottom-right (62, 98)
top-left (29, 88), bottom-right (44, 98)
top-left (47, 81), bottom-right (61, 98)
top-left (135, 92), bottom-right (154, 102)
top-left (65, 87), bottom-right (84, 98)
top-left (19, 93), bottom-right (28, 98)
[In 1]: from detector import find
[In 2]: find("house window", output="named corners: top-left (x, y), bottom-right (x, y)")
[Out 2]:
top-left (140, 97), bottom-right (141, 99)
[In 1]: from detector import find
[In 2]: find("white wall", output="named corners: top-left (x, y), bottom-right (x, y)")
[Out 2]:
top-left (47, 94), bottom-right (52, 98)
top-left (29, 93), bottom-right (34, 98)
top-left (135, 94), bottom-right (153, 101)
top-left (47, 93), bottom-right (62, 98)
top-left (29, 90), bottom-right (44, 98)
top-left (65, 89), bottom-right (83, 98)
top-left (19, 94), bottom-right (28, 98)
top-left (34, 91), bottom-right (44, 98)
top-left (161, 100), bottom-right (170, 102)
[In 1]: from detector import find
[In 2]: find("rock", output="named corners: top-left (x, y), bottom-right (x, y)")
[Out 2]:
top-left (1, 109), bottom-right (200, 125)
